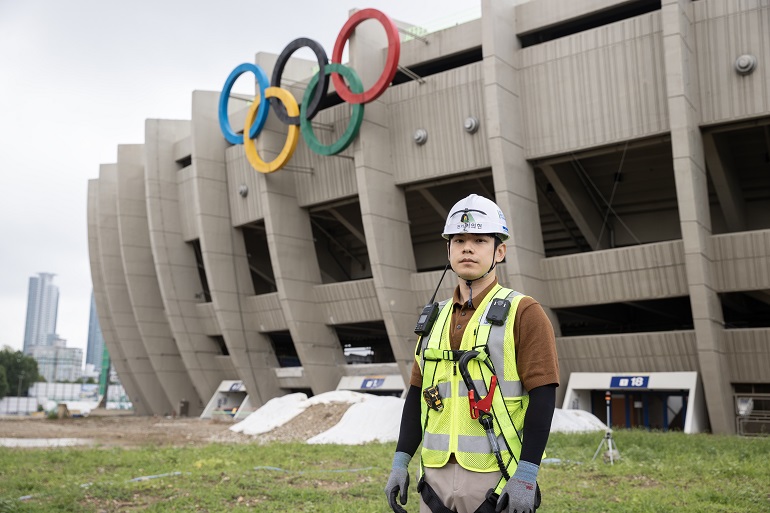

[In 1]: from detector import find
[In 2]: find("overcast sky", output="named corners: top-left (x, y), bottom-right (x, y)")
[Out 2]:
top-left (0, 1), bottom-right (479, 358)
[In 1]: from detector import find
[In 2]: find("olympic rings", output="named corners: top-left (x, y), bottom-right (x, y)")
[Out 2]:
top-left (218, 8), bottom-right (400, 173)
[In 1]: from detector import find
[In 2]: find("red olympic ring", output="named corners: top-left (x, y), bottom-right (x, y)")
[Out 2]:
top-left (331, 8), bottom-right (401, 104)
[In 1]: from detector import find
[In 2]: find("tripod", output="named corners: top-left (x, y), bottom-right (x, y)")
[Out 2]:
top-left (592, 430), bottom-right (620, 464)
top-left (592, 391), bottom-right (620, 464)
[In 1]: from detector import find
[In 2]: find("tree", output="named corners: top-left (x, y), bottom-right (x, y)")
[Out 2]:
top-left (0, 347), bottom-right (41, 399)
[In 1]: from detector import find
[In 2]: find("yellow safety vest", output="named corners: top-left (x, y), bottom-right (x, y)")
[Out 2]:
top-left (416, 285), bottom-right (529, 480)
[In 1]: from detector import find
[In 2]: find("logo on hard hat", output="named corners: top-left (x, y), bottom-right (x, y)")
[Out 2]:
top-left (453, 208), bottom-right (485, 232)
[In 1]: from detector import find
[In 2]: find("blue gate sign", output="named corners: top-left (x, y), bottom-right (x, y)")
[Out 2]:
top-left (610, 376), bottom-right (649, 388)
top-left (361, 377), bottom-right (385, 389)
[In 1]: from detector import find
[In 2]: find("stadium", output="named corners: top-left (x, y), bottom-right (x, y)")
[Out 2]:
top-left (87, 0), bottom-right (770, 435)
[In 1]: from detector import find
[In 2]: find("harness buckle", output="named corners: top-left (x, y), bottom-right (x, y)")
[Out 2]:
top-left (442, 349), bottom-right (464, 361)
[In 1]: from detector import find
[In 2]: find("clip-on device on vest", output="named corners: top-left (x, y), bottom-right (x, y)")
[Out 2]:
top-left (414, 263), bottom-right (450, 337)
top-left (486, 298), bottom-right (510, 326)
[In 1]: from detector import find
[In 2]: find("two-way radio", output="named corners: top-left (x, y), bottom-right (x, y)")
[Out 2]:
top-left (414, 263), bottom-right (450, 337)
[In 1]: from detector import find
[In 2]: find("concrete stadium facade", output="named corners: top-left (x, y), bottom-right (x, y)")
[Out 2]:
top-left (87, 0), bottom-right (770, 433)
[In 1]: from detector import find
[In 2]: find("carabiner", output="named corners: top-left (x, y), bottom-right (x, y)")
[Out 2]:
top-left (468, 375), bottom-right (498, 419)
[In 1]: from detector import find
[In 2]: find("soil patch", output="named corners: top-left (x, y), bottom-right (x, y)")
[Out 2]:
top-left (252, 402), bottom-right (351, 444)
top-left (0, 403), bottom-right (353, 448)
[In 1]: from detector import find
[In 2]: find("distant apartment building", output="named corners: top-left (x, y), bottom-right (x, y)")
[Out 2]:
top-left (86, 292), bottom-right (105, 374)
top-left (31, 335), bottom-right (83, 383)
top-left (23, 273), bottom-right (59, 354)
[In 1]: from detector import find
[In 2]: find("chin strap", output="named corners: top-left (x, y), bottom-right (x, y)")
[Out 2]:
top-left (466, 280), bottom-right (474, 307)
top-left (464, 260), bottom-right (497, 307)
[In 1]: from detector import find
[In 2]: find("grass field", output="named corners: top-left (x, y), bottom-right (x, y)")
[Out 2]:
top-left (1, 430), bottom-right (769, 512)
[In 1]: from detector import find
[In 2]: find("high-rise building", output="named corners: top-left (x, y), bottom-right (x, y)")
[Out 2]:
top-left (86, 291), bottom-right (105, 373)
top-left (23, 273), bottom-right (59, 354)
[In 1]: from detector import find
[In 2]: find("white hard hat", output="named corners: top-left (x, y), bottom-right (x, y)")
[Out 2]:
top-left (442, 194), bottom-right (509, 241)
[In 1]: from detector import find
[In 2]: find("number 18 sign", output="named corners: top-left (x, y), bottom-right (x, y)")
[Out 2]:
top-left (610, 376), bottom-right (649, 388)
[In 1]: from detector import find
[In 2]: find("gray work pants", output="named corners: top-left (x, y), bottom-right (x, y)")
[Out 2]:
top-left (420, 463), bottom-right (501, 513)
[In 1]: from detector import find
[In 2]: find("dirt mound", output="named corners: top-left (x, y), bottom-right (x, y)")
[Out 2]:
top-left (251, 402), bottom-right (351, 444)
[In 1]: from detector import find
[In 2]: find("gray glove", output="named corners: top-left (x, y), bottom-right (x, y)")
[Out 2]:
top-left (495, 460), bottom-right (539, 513)
top-left (384, 451), bottom-right (411, 513)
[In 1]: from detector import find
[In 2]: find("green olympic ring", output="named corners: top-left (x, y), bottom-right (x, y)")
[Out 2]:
top-left (300, 63), bottom-right (364, 157)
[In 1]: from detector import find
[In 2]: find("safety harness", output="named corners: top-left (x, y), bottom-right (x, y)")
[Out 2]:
top-left (416, 287), bottom-right (541, 512)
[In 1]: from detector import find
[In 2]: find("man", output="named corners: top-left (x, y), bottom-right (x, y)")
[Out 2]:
top-left (385, 194), bottom-right (559, 513)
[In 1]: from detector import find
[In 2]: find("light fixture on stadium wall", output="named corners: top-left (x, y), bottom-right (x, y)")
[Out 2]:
top-left (413, 128), bottom-right (428, 145)
top-left (238, 184), bottom-right (249, 198)
top-left (735, 54), bottom-right (757, 75)
top-left (464, 116), bottom-right (480, 134)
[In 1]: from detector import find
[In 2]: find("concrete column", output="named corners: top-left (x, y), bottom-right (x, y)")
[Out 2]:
top-left (482, 1), bottom-right (559, 316)
top-left (116, 144), bottom-right (202, 415)
top-left (97, 166), bottom-right (172, 415)
top-left (253, 55), bottom-right (346, 394)
top-left (190, 90), bottom-right (282, 407)
top-left (259, 166), bottom-right (346, 394)
top-left (145, 119), bottom-right (227, 412)
top-left (88, 179), bottom-right (147, 414)
top-left (662, 0), bottom-right (733, 433)
top-left (349, 10), bottom-right (419, 379)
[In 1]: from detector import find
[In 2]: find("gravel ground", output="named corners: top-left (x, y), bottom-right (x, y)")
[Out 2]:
top-left (0, 402), bottom-right (353, 448)
top-left (249, 402), bottom-right (351, 444)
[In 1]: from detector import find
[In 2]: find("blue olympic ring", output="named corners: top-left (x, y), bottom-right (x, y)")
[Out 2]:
top-left (218, 63), bottom-right (271, 145)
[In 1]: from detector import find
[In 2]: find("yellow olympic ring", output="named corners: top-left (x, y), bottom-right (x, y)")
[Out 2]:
top-left (243, 87), bottom-right (300, 173)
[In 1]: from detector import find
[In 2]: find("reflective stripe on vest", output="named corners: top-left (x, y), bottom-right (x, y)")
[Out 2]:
top-left (430, 380), bottom-right (488, 400)
top-left (436, 381), bottom-right (452, 400)
top-left (424, 432), bottom-right (512, 457)
top-left (424, 432), bottom-right (450, 452)
top-left (458, 433), bottom-right (509, 454)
